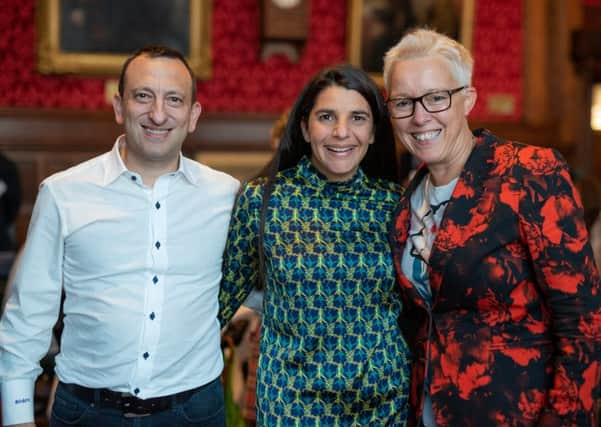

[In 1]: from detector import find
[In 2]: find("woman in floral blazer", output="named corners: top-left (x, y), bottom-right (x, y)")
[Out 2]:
top-left (384, 28), bottom-right (601, 426)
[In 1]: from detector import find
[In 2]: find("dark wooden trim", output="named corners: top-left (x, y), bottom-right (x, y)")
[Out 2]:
top-left (0, 108), bottom-right (278, 153)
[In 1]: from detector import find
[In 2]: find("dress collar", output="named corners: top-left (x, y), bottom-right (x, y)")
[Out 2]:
top-left (297, 156), bottom-right (366, 193)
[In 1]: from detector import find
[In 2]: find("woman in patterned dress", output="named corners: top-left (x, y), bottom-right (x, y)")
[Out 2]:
top-left (384, 28), bottom-right (601, 426)
top-left (219, 64), bottom-right (411, 426)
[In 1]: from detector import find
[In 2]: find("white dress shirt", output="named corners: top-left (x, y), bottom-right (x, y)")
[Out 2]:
top-left (0, 137), bottom-right (239, 425)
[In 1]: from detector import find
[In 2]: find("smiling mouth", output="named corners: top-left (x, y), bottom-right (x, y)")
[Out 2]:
top-left (143, 126), bottom-right (170, 137)
top-left (412, 130), bottom-right (441, 141)
top-left (327, 146), bottom-right (354, 153)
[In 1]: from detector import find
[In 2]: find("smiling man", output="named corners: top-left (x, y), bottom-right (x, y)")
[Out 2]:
top-left (0, 46), bottom-right (239, 427)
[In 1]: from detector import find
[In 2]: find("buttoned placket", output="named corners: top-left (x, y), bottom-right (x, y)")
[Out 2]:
top-left (130, 174), bottom-right (170, 396)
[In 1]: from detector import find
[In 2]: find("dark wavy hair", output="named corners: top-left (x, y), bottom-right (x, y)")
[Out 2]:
top-left (257, 64), bottom-right (399, 287)
top-left (273, 64), bottom-right (398, 181)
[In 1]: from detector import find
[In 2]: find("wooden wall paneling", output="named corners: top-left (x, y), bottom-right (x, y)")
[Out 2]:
top-left (558, 0), bottom-right (584, 147)
top-left (472, 0), bottom-right (575, 154)
top-left (523, 0), bottom-right (549, 129)
top-left (546, 0), bottom-right (585, 168)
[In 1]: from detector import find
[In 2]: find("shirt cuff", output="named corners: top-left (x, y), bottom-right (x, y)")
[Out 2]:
top-left (1, 378), bottom-right (35, 425)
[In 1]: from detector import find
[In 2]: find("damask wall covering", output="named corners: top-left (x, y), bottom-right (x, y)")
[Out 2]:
top-left (0, 0), bottom-right (522, 121)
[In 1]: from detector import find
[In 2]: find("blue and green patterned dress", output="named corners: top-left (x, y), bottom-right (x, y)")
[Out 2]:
top-left (219, 157), bottom-right (410, 426)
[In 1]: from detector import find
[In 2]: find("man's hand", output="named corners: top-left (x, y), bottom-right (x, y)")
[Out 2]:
top-left (7, 423), bottom-right (36, 427)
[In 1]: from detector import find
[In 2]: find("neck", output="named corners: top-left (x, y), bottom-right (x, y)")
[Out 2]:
top-left (119, 143), bottom-right (179, 187)
top-left (428, 130), bottom-right (474, 186)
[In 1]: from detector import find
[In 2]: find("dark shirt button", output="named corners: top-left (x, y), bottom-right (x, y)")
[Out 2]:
top-left (143, 352), bottom-right (149, 360)
top-left (152, 276), bottom-right (158, 284)
top-left (149, 312), bottom-right (155, 320)
top-left (155, 241), bottom-right (161, 250)
top-left (155, 201), bottom-right (161, 209)
top-left (131, 176), bottom-right (137, 181)
top-left (134, 388), bottom-right (140, 394)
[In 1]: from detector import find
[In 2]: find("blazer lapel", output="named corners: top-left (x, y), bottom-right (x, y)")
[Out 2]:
top-left (390, 166), bottom-right (431, 309)
top-left (428, 129), bottom-right (499, 303)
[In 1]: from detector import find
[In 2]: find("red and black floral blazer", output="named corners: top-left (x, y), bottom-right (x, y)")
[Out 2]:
top-left (390, 129), bottom-right (601, 426)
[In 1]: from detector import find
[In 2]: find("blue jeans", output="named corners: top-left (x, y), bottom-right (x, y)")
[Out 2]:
top-left (50, 378), bottom-right (225, 427)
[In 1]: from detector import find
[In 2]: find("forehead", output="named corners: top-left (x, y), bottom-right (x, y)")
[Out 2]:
top-left (124, 55), bottom-right (193, 94)
top-left (312, 85), bottom-right (371, 112)
top-left (389, 55), bottom-right (456, 95)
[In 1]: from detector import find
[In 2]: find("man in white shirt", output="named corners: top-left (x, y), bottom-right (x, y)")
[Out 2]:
top-left (0, 45), bottom-right (239, 427)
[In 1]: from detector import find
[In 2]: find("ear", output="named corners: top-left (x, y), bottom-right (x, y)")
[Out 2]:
top-left (462, 86), bottom-right (477, 116)
top-left (187, 101), bottom-right (202, 133)
top-left (301, 120), bottom-right (310, 143)
top-left (112, 94), bottom-right (125, 125)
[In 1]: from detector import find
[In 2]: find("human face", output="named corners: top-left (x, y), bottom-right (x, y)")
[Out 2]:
top-left (112, 55), bottom-right (201, 176)
top-left (301, 85), bottom-right (375, 182)
top-left (388, 55), bottom-right (476, 181)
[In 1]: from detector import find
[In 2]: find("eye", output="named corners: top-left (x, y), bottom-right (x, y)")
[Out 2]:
top-left (166, 95), bottom-right (184, 106)
top-left (426, 92), bottom-right (449, 104)
top-left (352, 113), bottom-right (369, 122)
top-left (133, 91), bottom-right (152, 102)
top-left (317, 112), bottom-right (333, 121)
top-left (393, 98), bottom-right (412, 109)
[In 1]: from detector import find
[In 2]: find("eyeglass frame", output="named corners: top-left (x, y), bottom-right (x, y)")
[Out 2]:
top-left (386, 86), bottom-right (468, 119)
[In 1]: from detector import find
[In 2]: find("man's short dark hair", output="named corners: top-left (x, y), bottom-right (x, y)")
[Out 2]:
top-left (118, 45), bottom-right (197, 102)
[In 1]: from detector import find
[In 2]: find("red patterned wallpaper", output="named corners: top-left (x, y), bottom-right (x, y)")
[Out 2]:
top-left (0, 0), bottom-right (522, 121)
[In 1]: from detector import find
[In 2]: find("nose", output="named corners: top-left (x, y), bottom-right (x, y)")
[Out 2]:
top-left (333, 119), bottom-right (349, 138)
top-left (149, 100), bottom-right (167, 124)
top-left (411, 100), bottom-right (431, 124)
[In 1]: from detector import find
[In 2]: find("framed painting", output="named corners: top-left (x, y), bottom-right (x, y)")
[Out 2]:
top-left (36, 0), bottom-right (212, 78)
top-left (347, 0), bottom-right (474, 84)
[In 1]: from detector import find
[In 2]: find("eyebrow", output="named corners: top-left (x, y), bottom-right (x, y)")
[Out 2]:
top-left (130, 87), bottom-right (186, 97)
top-left (314, 108), bottom-right (371, 115)
top-left (390, 88), bottom-right (448, 98)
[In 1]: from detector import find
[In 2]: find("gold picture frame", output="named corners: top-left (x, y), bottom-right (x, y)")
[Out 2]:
top-left (36, 0), bottom-right (212, 79)
top-left (347, 0), bottom-right (475, 85)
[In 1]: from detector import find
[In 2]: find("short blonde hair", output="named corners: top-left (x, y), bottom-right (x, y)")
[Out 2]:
top-left (383, 28), bottom-right (473, 93)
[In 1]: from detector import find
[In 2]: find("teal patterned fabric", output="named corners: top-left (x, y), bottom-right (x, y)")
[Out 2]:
top-left (219, 157), bottom-right (410, 426)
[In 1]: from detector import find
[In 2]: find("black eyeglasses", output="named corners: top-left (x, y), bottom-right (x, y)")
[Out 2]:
top-left (386, 86), bottom-right (467, 119)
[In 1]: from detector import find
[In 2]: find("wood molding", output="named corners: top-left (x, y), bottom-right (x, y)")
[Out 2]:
top-left (0, 108), bottom-right (277, 153)
top-left (523, 0), bottom-right (549, 128)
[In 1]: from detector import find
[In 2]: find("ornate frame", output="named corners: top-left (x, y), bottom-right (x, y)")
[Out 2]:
top-left (36, 0), bottom-right (212, 78)
top-left (347, 0), bottom-right (475, 85)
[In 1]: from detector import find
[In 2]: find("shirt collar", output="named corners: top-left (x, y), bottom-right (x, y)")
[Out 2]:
top-left (298, 156), bottom-right (366, 191)
top-left (103, 135), bottom-right (201, 187)
top-left (103, 136), bottom-right (128, 186)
